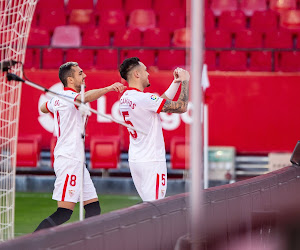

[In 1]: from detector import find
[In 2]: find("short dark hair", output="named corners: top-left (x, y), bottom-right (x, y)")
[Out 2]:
top-left (119, 57), bottom-right (140, 81)
top-left (58, 62), bottom-right (78, 87)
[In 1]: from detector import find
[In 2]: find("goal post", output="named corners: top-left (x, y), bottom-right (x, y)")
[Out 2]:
top-left (0, 0), bottom-right (37, 240)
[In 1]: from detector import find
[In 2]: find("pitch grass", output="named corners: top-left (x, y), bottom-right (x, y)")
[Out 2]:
top-left (15, 192), bottom-right (142, 237)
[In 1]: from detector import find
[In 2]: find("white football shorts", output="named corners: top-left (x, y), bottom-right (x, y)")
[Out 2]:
top-left (52, 156), bottom-right (98, 203)
top-left (129, 161), bottom-right (167, 202)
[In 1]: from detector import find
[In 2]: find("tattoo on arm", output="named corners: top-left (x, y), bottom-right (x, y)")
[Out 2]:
top-left (161, 80), bottom-right (189, 113)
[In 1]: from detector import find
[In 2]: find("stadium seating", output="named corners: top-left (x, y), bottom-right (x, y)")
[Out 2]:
top-left (250, 11), bottom-right (279, 32)
top-left (65, 49), bottom-right (95, 69)
top-left (98, 10), bottom-right (126, 32)
top-left (264, 30), bottom-right (294, 49)
top-left (211, 0), bottom-right (238, 16)
top-left (204, 50), bottom-right (217, 71)
top-left (128, 9), bottom-right (156, 32)
top-left (113, 29), bottom-right (142, 47)
top-left (235, 30), bottom-right (263, 48)
top-left (154, 0), bottom-right (181, 12)
top-left (270, 0), bottom-right (297, 13)
top-left (219, 50), bottom-right (248, 71)
top-left (157, 50), bottom-right (186, 70)
top-left (143, 28), bottom-right (171, 47)
top-left (240, 0), bottom-right (267, 16)
top-left (42, 48), bottom-right (64, 69)
top-left (124, 0), bottom-right (152, 13)
top-left (275, 51), bottom-right (300, 72)
top-left (95, 0), bottom-right (123, 11)
top-left (170, 137), bottom-right (189, 169)
top-left (27, 27), bottom-right (50, 46)
top-left (205, 29), bottom-right (233, 48)
top-left (51, 25), bottom-right (81, 48)
top-left (158, 9), bottom-right (186, 31)
top-left (218, 10), bottom-right (247, 31)
top-left (205, 9), bottom-right (216, 31)
top-left (173, 28), bottom-right (191, 47)
top-left (66, 0), bottom-right (94, 10)
top-left (280, 10), bottom-right (300, 31)
top-left (81, 28), bottom-right (110, 46)
top-left (95, 49), bottom-right (118, 70)
top-left (126, 49), bottom-right (156, 66)
top-left (24, 48), bottom-right (40, 69)
top-left (90, 136), bottom-right (120, 169)
top-left (39, 9), bottom-right (66, 32)
top-left (249, 51), bottom-right (273, 71)
top-left (16, 136), bottom-right (41, 167)
top-left (36, 0), bottom-right (65, 12)
top-left (69, 9), bottom-right (96, 28)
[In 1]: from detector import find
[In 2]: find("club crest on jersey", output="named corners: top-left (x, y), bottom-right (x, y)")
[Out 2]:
top-left (150, 94), bottom-right (158, 101)
top-left (69, 190), bottom-right (75, 197)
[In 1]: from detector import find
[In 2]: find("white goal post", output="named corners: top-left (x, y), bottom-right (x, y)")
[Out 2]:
top-left (0, 0), bottom-right (37, 240)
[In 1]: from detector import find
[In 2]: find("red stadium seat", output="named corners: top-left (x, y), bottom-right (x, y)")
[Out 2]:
top-left (205, 30), bottom-right (233, 48)
top-left (95, 49), bottom-right (118, 70)
top-left (296, 32), bottom-right (300, 48)
top-left (24, 49), bottom-right (40, 69)
top-left (157, 50), bottom-right (186, 70)
top-left (42, 48), bottom-right (64, 69)
top-left (211, 0), bottom-right (238, 16)
top-left (39, 9), bottom-right (67, 32)
top-left (66, 0), bottom-right (94, 10)
top-left (124, 0), bottom-right (152, 13)
top-left (98, 10), bottom-right (126, 33)
top-left (264, 30), bottom-right (294, 48)
top-left (65, 49), bottom-right (95, 69)
top-left (280, 10), bottom-right (300, 31)
top-left (36, 0), bottom-right (65, 11)
top-left (126, 49), bottom-right (156, 66)
top-left (95, 0), bottom-right (123, 11)
top-left (218, 10), bottom-right (247, 31)
top-left (51, 25), bottom-right (81, 48)
top-left (235, 30), bottom-right (263, 48)
top-left (250, 10), bottom-right (279, 32)
top-left (240, 0), bottom-right (267, 16)
top-left (143, 28), bottom-right (171, 47)
top-left (16, 136), bottom-right (41, 167)
top-left (27, 27), bottom-right (50, 46)
top-left (249, 51), bottom-right (273, 71)
top-left (173, 28), bottom-right (191, 47)
top-left (270, 0), bottom-right (297, 13)
top-left (69, 9), bottom-right (96, 28)
top-left (90, 136), bottom-right (120, 169)
top-left (128, 9), bottom-right (156, 32)
top-left (204, 50), bottom-right (217, 71)
top-left (275, 51), bottom-right (300, 72)
top-left (82, 28), bottom-right (110, 46)
top-left (154, 0), bottom-right (181, 12)
top-left (158, 9), bottom-right (186, 32)
top-left (113, 29), bottom-right (142, 47)
top-left (205, 9), bottom-right (216, 31)
top-left (170, 137), bottom-right (189, 170)
top-left (219, 50), bottom-right (248, 71)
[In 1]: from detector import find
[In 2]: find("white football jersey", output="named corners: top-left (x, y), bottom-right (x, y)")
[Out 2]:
top-left (46, 88), bottom-right (87, 162)
top-left (119, 87), bottom-right (166, 162)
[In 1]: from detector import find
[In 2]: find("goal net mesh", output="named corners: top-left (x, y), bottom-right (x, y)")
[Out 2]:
top-left (0, 0), bottom-right (37, 240)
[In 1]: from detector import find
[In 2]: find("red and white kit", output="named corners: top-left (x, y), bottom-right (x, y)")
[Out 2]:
top-left (46, 88), bottom-right (97, 203)
top-left (119, 87), bottom-right (167, 201)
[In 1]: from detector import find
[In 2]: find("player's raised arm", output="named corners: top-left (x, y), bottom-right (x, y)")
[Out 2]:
top-left (76, 82), bottom-right (126, 103)
top-left (161, 69), bottom-right (190, 113)
top-left (160, 68), bottom-right (182, 100)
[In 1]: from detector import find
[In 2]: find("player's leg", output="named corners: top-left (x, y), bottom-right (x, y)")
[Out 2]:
top-left (82, 167), bottom-right (101, 218)
top-left (129, 161), bottom-right (145, 200)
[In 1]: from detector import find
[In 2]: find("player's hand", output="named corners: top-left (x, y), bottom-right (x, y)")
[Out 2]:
top-left (79, 103), bottom-right (91, 117)
top-left (109, 82), bottom-right (127, 93)
top-left (177, 68), bottom-right (190, 82)
top-left (173, 68), bottom-right (182, 84)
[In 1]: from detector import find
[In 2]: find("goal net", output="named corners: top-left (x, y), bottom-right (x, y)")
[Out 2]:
top-left (0, 0), bottom-right (37, 240)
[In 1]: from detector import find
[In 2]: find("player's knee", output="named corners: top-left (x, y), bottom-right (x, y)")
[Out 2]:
top-left (84, 201), bottom-right (101, 218)
top-left (48, 207), bottom-right (73, 225)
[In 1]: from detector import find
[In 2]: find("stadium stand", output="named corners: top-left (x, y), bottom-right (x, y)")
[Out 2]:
top-left (173, 28), bottom-right (191, 47)
top-left (157, 50), bottom-right (186, 70)
top-left (269, 0), bottom-right (297, 13)
top-left (250, 10), bottom-right (279, 32)
top-left (95, 0), bottom-right (123, 11)
top-left (16, 137), bottom-right (41, 167)
top-left (143, 28), bottom-right (171, 47)
top-left (280, 10), bottom-right (300, 30)
top-left (38, 9), bottom-right (67, 32)
top-left (249, 51), bottom-right (273, 71)
top-left (68, 9), bottom-right (97, 28)
top-left (234, 30), bottom-right (263, 48)
top-left (170, 137), bottom-right (189, 170)
top-left (218, 10), bottom-right (247, 31)
top-left (219, 50), bottom-right (248, 71)
top-left (90, 136), bottom-right (120, 169)
top-left (211, 0), bottom-right (238, 16)
top-left (128, 9), bottom-right (156, 32)
top-left (113, 28), bottom-right (142, 47)
top-left (124, 0), bottom-right (152, 13)
top-left (42, 48), bottom-right (64, 69)
top-left (27, 27), bottom-right (50, 46)
top-left (81, 28), bottom-right (110, 46)
top-left (98, 10), bottom-right (126, 32)
top-left (205, 29), bottom-right (233, 48)
top-left (158, 9), bottom-right (186, 32)
top-left (94, 49), bottom-right (118, 70)
top-left (66, 0), bottom-right (94, 10)
top-left (240, 0), bottom-right (268, 16)
top-left (51, 25), bottom-right (81, 48)
top-left (65, 49), bottom-right (95, 69)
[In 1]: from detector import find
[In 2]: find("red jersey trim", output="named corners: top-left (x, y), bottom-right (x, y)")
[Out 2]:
top-left (64, 87), bottom-right (77, 93)
top-left (45, 101), bottom-right (53, 114)
top-left (127, 87), bottom-right (142, 92)
top-left (74, 94), bottom-right (80, 109)
top-left (156, 99), bottom-right (166, 114)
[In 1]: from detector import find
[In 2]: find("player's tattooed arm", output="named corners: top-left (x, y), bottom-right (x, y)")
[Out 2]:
top-left (161, 80), bottom-right (189, 113)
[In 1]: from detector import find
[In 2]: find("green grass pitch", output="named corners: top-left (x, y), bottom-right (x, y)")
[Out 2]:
top-left (15, 192), bottom-right (142, 237)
